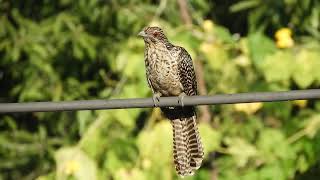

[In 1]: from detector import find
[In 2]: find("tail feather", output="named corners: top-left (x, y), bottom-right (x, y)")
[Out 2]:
top-left (171, 115), bottom-right (204, 177)
top-left (186, 116), bottom-right (204, 170)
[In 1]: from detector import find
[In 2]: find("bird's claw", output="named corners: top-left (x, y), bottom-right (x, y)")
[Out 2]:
top-left (178, 93), bottom-right (186, 107)
top-left (152, 93), bottom-right (161, 107)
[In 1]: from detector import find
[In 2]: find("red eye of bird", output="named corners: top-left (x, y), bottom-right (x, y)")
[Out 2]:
top-left (153, 31), bottom-right (159, 37)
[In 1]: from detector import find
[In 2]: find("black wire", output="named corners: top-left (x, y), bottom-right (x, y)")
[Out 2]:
top-left (0, 89), bottom-right (320, 113)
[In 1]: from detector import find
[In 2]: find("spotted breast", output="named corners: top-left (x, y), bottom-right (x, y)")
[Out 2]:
top-left (145, 43), bottom-right (183, 96)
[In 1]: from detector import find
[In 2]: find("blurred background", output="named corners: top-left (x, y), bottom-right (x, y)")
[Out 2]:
top-left (1, 0), bottom-right (320, 179)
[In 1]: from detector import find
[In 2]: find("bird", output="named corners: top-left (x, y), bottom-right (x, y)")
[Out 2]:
top-left (138, 26), bottom-right (204, 177)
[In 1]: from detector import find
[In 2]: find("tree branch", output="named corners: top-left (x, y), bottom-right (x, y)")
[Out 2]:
top-left (177, 0), bottom-right (212, 123)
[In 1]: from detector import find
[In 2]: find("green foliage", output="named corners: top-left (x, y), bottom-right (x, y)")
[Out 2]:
top-left (1, 1), bottom-right (320, 180)
top-left (230, 0), bottom-right (320, 37)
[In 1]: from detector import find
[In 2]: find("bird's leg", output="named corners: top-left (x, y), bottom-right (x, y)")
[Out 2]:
top-left (178, 92), bottom-right (187, 107)
top-left (152, 92), bottom-right (161, 107)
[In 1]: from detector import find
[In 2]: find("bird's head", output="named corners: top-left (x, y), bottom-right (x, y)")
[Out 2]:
top-left (138, 26), bottom-right (169, 45)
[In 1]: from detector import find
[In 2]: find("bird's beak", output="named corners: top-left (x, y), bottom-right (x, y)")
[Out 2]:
top-left (138, 31), bottom-right (147, 38)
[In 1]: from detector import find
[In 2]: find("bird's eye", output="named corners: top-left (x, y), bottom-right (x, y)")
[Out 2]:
top-left (153, 31), bottom-right (159, 37)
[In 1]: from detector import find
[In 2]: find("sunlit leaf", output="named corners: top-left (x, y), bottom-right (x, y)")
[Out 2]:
top-left (77, 110), bottom-right (93, 135)
top-left (248, 33), bottom-right (276, 66)
top-left (304, 115), bottom-right (320, 138)
top-left (136, 121), bottom-right (172, 177)
top-left (293, 50), bottom-right (317, 88)
top-left (260, 51), bottom-right (294, 83)
top-left (225, 137), bottom-right (258, 167)
top-left (198, 123), bottom-right (221, 156)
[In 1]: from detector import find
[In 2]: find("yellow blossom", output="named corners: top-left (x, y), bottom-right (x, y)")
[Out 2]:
top-left (202, 20), bottom-right (214, 32)
top-left (64, 160), bottom-right (80, 175)
top-left (234, 55), bottom-right (251, 67)
top-left (142, 158), bottom-right (151, 169)
top-left (275, 28), bottom-right (294, 48)
top-left (234, 102), bottom-right (263, 115)
top-left (199, 42), bottom-right (214, 53)
top-left (293, 100), bottom-right (308, 108)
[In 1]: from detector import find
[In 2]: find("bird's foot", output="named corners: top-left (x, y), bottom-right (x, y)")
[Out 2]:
top-left (152, 93), bottom-right (161, 107)
top-left (178, 93), bottom-right (186, 107)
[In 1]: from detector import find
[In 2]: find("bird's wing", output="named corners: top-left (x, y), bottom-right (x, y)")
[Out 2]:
top-left (146, 75), bottom-right (156, 94)
top-left (176, 47), bottom-right (197, 96)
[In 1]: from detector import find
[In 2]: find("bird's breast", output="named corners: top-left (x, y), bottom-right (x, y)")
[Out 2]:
top-left (146, 48), bottom-right (182, 96)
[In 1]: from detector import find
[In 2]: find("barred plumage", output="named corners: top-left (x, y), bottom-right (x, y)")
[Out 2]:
top-left (139, 26), bottom-right (204, 176)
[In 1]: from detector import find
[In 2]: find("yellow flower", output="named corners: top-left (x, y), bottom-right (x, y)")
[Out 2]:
top-left (202, 20), bottom-right (214, 32)
top-left (199, 42), bottom-right (214, 53)
top-left (275, 28), bottom-right (294, 48)
top-left (64, 160), bottom-right (80, 175)
top-left (234, 102), bottom-right (263, 115)
top-left (234, 55), bottom-right (251, 67)
top-left (293, 100), bottom-right (308, 108)
top-left (142, 158), bottom-right (151, 169)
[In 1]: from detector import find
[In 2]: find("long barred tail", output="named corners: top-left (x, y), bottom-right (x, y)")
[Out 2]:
top-left (171, 115), bottom-right (204, 177)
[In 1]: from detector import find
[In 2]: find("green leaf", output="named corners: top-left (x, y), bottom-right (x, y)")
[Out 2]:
top-left (257, 129), bottom-right (295, 160)
top-left (224, 137), bottom-right (258, 167)
top-left (31, 43), bottom-right (49, 58)
top-left (199, 123), bottom-right (221, 156)
top-left (113, 109), bottom-right (135, 129)
top-left (296, 155), bottom-right (309, 172)
top-left (136, 121), bottom-right (172, 178)
top-left (104, 138), bottom-right (138, 176)
top-left (304, 115), bottom-right (320, 138)
top-left (248, 33), bottom-right (276, 66)
top-left (230, 0), bottom-right (260, 12)
top-left (114, 168), bottom-right (146, 180)
top-left (258, 163), bottom-right (286, 180)
top-left (79, 113), bottom-right (110, 159)
top-left (77, 110), bottom-right (93, 135)
top-left (260, 51), bottom-right (294, 83)
top-left (73, 44), bottom-right (84, 59)
top-left (201, 43), bottom-right (229, 70)
top-left (214, 26), bottom-right (234, 44)
top-left (293, 50), bottom-right (317, 88)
